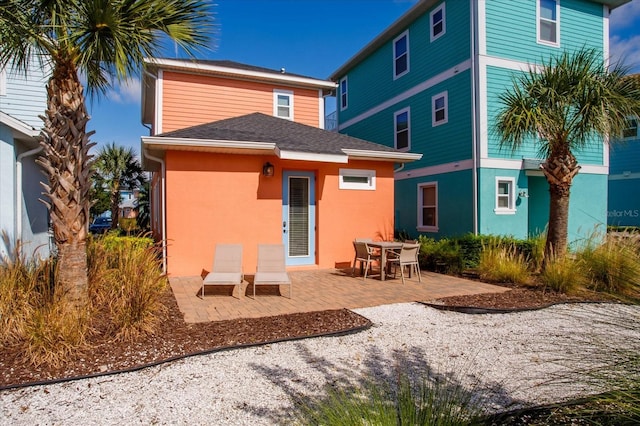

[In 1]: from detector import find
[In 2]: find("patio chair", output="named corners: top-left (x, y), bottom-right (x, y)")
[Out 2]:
top-left (253, 244), bottom-right (292, 298)
top-left (387, 243), bottom-right (422, 284)
top-left (201, 244), bottom-right (244, 298)
top-left (352, 240), bottom-right (381, 281)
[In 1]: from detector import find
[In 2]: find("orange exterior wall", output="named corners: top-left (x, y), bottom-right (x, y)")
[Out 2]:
top-left (161, 71), bottom-right (321, 132)
top-left (164, 151), bottom-right (395, 276)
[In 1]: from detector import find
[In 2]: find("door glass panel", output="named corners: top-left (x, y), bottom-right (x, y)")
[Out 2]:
top-left (288, 177), bottom-right (309, 257)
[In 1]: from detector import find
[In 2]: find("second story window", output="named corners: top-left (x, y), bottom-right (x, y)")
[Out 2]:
top-left (340, 77), bottom-right (348, 111)
top-left (394, 108), bottom-right (410, 150)
top-left (393, 31), bottom-right (409, 79)
top-left (623, 118), bottom-right (638, 139)
top-left (430, 3), bottom-right (446, 42)
top-left (273, 89), bottom-right (294, 120)
top-left (432, 92), bottom-right (448, 126)
top-left (538, 0), bottom-right (559, 46)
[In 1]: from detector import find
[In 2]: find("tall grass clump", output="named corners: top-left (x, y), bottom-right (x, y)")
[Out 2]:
top-left (297, 370), bottom-right (486, 425)
top-left (539, 253), bottom-right (585, 294)
top-left (576, 233), bottom-right (640, 298)
top-left (477, 242), bottom-right (530, 284)
top-left (88, 234), bottom-right (166, 340)
top-left (0, 234), bottom-right (90, 367)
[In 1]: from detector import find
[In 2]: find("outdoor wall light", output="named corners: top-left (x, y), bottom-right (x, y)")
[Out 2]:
top-left (262, 162), bottom-right (275, 177)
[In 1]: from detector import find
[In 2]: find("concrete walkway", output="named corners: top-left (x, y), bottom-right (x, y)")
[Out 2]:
top-left (170, 268), bottom-right (509, 323)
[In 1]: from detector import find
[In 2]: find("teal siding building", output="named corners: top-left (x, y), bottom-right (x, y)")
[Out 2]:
top-left (331, 0), bottom-right (627, 242)
top-left (608, 120), bottom-right (640, 227)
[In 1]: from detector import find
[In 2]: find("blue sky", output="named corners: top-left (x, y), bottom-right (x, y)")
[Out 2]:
top-left (87, 0), bottom-right (640, 155)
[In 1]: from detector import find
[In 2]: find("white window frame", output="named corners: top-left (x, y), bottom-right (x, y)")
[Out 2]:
top-left (339, 76), bottom-right (348, 111)
top-left (432, 91), bottom-right (448, 127)
top-left (273, 89), bottom-right (294, 120)
top-left (430, 3), bottom-right (446, 42)
top-left (339, 169), bottom-right (376, 190)
top-left (537, 0), bottom-right (560, 47)
top-left (393, 31), bottom-right (410, 80)
top-left (394, 107), bottom-right (411, 151)
top-left (417, 182), bottom-right (438, 232)
top-left (494, 177), bottom-right (517, 214)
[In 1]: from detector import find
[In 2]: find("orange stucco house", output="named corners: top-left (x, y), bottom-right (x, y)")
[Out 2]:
top-left (141, 58), bottom-right (421, 276)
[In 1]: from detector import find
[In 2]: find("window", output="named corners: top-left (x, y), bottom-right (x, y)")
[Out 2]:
top-left (273, 89), bottom-right (294, 120)
top-left (430, 3), bottom-right (446, 42)
top-left (418, 183), bottom-right (438, 232)
top-left (432, 92), bottom-right (448, 126)
top-left (623, 118), bottom-right (638, 139)
top-left (538, 0), bottom-right (559, 46)
top-left (339, 77), bottom-right (348, 111)
top-left (495, 177), bottom-right (516, 214)
top-left (339, 169), bottom-right (376, 190)
top-left (393, 31), bottom-right (409, 79)
top-left (394, 108), bottom-right (410, 150)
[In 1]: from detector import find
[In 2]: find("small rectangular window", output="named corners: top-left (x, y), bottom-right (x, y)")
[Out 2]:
top-left (393, 31), bottom-right (409, 79)
top-left (538, 0), bottom-right (559, 46)
top-left (339, 169), bottom-right (376, 190)
top-left (418, 183), bottom-right (438, 232)
top-left (340, 77), bottom-right (348, 111)
top-left (273, 89), bottom-right (294, 120)
top-left (430, 3), bottom-right (446, 42)
top-left (394, 108), bottom-right (410, 151)
top-left (432, 92), bottom-right (448, 126)
top-left (623, 118), bottom-right (638, 139)
top-left (495, 177), bottom-right (516, 214)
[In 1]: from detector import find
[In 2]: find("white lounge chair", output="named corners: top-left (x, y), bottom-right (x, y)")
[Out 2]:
top-left (253, 244), bottom-right (292, 298)
top-left (201, 244), bottom-right (244, 298)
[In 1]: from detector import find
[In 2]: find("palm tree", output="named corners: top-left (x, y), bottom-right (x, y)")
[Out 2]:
top-left (496, 48), bottom-right (640, 264)
top-left (93, 143), bottom-right (146, 231)
top-left (0, 0), bottom-right (210, 305)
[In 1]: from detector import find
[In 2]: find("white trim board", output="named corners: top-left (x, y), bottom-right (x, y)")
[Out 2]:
top-left (396, 159), bottom-right (474, 180)
top-left (338, 59), bottom-right (472, 131)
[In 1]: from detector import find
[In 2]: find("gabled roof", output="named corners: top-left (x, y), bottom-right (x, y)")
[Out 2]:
top-left (142, 112), bottom-right (422, 168)
top-left (329, 0), bottom-right (630, 80)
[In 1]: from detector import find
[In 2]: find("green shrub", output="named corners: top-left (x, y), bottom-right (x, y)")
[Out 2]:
top-left (418, 236), bottom-right (464, 274)
top-left (118, 217), bottom-right (138, 233)
top-left (477, 243), bottom-right (530, 284)
top-left (540, 254), bottom-right (584, 294)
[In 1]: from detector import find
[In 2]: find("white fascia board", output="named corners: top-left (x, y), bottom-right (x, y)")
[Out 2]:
top-left (145, 58), bottom-right (337, 90)
top-left (278, 149), bottom-right (349, 163)
top-left (342, 149), bottom-right (422, 163)
top-left (395, 159), bottom-right (474, 180)
top-left (142, 136), bottom-right (277, 152)
top-left (481, 157), bottom-right (609, 175)
top-left (0, 111), bottom-right (39, 138)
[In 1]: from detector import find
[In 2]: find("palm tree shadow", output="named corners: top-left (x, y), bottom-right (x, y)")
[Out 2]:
top-left (239, 342), bottom-right (523, 424)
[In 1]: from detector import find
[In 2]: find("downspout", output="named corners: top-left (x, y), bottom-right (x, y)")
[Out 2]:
top-left (470, 0), bottom-right (479, 235)
top-left (143, 149), bottom-right (167, 274)
top-left (16, 146), bottom-right (43, 249)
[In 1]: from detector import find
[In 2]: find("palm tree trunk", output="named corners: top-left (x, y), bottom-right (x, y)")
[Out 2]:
top-left (110, 190), bottom-right (120, 230)
top-left (541, 152), bottom-right (581, 266)
top-left (36, 58), bottom-right (95, 306)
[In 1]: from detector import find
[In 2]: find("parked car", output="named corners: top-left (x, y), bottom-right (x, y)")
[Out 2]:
top-left (89, 217), bottom-right (112, 234)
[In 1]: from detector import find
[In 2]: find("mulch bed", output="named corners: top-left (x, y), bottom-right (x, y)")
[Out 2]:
top-left (0, 282), bottom-right (616, 390)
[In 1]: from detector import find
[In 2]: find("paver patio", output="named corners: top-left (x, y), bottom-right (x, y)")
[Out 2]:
top-left (170, 268), bottom-right (509, 323)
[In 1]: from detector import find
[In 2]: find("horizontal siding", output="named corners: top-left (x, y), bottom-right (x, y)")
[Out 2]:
top-left (342, 70), bottom-right (473, 168)
top-left (1, 63), bottom-right (47, 129)
top-left (485, 0), bottom-right (604, 62)
top-left (485, 65), bottom-right (604, 165)
top-left (609, 139), bottom-right (640, 174)
top-left (161, 71), bottom-right (320, 132)
top-left (395, 169), bottom-right (474, 239)
top-left (608, 177), bottom-right (640, 226)
top-left (339, 0), bottom-right (470, 125)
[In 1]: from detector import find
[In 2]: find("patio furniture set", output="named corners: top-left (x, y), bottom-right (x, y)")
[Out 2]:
top-left (352, 239), bottom-right (422, 284)
top-left (201, 240), bottom-right (422, 300)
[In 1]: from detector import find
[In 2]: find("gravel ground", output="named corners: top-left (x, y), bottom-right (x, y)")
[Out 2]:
top-left (1, 302), bottom-right (638, 425)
